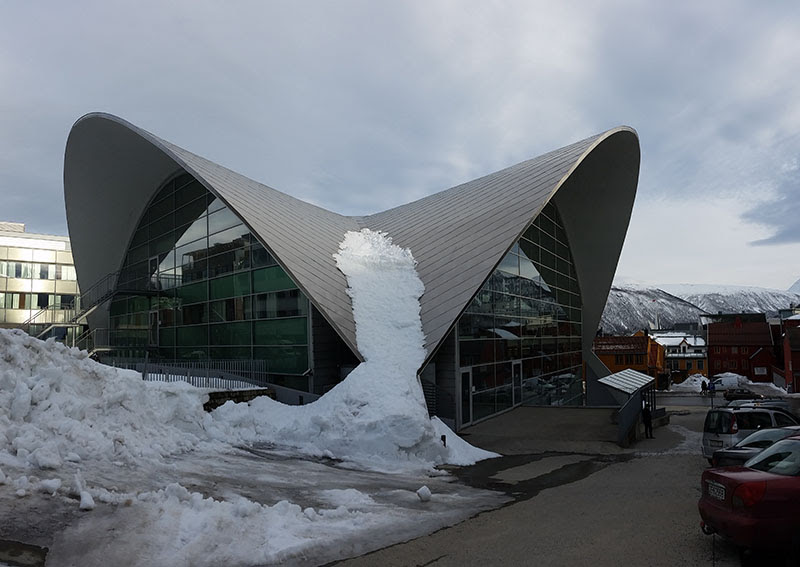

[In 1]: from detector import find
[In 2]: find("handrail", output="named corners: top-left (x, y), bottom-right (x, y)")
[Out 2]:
top-left (21, 303), bottom-right (77, 330)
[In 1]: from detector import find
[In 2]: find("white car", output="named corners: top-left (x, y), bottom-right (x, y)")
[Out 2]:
top-left (702, 406), bottom-right (799, 461)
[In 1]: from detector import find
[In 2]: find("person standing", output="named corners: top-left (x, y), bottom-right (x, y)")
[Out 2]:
top-left (642, 403), bottom-right (654, 439)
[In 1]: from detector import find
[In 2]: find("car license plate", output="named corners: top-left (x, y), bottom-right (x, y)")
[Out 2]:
top-left (710, 440), bottom-right (723, 447)
top-left (707, 481), bottom-right (725, 501)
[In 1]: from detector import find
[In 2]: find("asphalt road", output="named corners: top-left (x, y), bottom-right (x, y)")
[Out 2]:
top-left (334, 407), bottom-right (750, 567)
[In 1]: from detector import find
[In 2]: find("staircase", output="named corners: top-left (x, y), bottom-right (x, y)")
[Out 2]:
top-left (19, 270), bottom-right (121, 341)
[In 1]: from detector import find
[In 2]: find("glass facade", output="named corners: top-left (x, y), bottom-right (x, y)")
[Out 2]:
top-left (458, 201), bottom-right (583, 424)
top-left (109, 172), bottom-right (311, 388)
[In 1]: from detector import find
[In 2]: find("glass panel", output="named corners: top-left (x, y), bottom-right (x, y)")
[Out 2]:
top-left (176, 325), bottom-right (207, 347)
top-left (210, 322), bottom-right (252, 345)
top-left (208, 225), bottom-right (249, 250)
top-left (471, 363), bottom-right (496, 391)
top-left (498, 253), bottom-right (519, 275)
top-left (177, 282), bottom-right (207, 304)
top-left (208, 207), bottom-right (243, 235)
top-left (210, 272), bottom-right (251, 300)
top-left (460, 339), bottom-right (495, 367)
top-left (252, 266), bottom-right (296, 293)
top-left (254, 346), bottom-right (309, 374)
top-left (472, 389), bottom-right (496, 421)
top-left (251, 243), bottom-right (276, 268)
top-left (253, 318), bottom-right (307, 345)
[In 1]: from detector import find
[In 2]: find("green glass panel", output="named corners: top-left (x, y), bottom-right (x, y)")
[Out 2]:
top-left (110, 299), bottom-right (127, 317)
top-left (252, 266), bottom-right (296, 293)
top-left (254, 346), bottom-right (308, 374)
top-left (178, 281), bottom-right (207, 304)
top-left (209, 322), bottom-right (252, 345)
top-left (210, 346), bottom-right (252, 360)
top-left (253, 318), bottom-right (307, 345)
top-left (176, 347), bottom-right (208, 359)
top-left (159, 328), bottom-right (175, 347)
top-left (210, 272), bottom-right (251, 300)
top-left (177, 325), bottom-right (207, 347)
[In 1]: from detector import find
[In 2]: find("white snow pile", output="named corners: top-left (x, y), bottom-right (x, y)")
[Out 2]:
top-left (670, 374), bottom-right (707, 392)
top-left (206, 229), bottom-right (496, 471)
top-left (0, 329), bottom-right (211, 471)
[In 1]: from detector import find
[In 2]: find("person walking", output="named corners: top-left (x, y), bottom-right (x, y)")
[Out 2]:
top-left (642, 403), bottom-right (654, 439)
top-left (701, 380), bottom-right (708, 396)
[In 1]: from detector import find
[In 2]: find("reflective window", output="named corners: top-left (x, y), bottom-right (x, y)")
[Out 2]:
top-left (109, 171), bottom-right (311, 383)
top-left (459, 200), bottom-right (583, 424)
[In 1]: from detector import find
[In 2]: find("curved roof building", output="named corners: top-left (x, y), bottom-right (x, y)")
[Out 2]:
top-left (64, 113), bottom-right (639, 429)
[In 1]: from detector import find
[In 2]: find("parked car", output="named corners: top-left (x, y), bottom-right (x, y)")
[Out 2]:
top-left (723, 388), bottom-right (764, 402)
top-left (702, 407), bottom-right (799, 461)
top-left (740, 399), bottom-right (800, 418)
top-left (710, 425), bottom-right (800, 467)
top-left (699, 436), bottom-right (800, 558)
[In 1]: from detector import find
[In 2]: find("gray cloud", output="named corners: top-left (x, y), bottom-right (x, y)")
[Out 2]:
top-left (2, 0), bottom-right (800, 286)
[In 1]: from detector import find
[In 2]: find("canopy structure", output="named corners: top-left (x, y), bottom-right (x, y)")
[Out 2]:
top-left (65, 114), bottom-right (640, 419)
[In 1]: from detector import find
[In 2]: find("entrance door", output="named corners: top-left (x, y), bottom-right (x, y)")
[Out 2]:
top-left (460, 369), bottom-right (472, 428)
top-left (512, 361), bottom-right (522, 405)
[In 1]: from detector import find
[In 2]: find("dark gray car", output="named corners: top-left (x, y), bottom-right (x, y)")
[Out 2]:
top-left (710, 425), bottom-right (800, 467)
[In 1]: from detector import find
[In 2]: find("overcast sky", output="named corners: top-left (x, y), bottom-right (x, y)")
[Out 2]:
top-left (2, 1), bottom-right (799, 289)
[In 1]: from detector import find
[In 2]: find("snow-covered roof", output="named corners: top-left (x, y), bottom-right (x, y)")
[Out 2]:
top-left (598, 368), bottom-right (654, 395)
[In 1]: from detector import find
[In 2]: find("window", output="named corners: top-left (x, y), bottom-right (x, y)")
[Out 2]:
top-left (755, 367), bottom-right (768, 376)
top-left (741, 347), bottom-right (749, 355)
top-left (731, 346), bottom-right (738, 354)
top-left (614, 355), bottom-right (623, 365)
top-left (715, 360), bottom-right (721, 369)
top-left (635, 354), bottom-right (644, 365)
top-left (687, 361), bottom-right (693, 371)
top-left (714, 346), bottom-right (721, 354)
top-left (742, 359), bottom-right (748, 369)
top-left (698, 360), bottom-right (704, 370)
top-left (775, 413), bottom-right (795, 427)
top-left (730, 360), bottom-right (737, 369)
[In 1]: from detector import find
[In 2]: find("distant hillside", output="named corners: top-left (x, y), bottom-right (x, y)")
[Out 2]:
top-left (660, 284), bottom-right (800, 316)
top-left (600, 284), bottom-right (800, 335)
top-left (600, 286), bottom-right (706, 335)
top-left (789, 277), bottom-right (800, 294)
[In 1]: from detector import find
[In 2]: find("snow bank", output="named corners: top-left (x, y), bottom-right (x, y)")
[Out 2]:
top-left (670, 374), bottom-right (707, 392)
top-left (0, 329), bottom-right (211, 471)
top-left (206, 229), bottom-right (496, 471)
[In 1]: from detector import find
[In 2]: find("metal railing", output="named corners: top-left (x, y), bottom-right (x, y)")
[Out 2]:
top-left (73, 328), bottom-right (148, 353)
top-left (19, 269), bottom-right (121, 339)
top-left (111, 358), bottom-right (270, 389)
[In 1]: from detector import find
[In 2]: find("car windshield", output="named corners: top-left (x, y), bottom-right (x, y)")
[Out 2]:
top-left (734, 428), bottom-right (795, 449)
top-left (746, 439), bottom-right (800, 476)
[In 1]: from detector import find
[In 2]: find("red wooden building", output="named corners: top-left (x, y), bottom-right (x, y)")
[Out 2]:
top-left (783, 317), bottom-right (800, 393)
top-left (707, 314), bottom-right (775, 383)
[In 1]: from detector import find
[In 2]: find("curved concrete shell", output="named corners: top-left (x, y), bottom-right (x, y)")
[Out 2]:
top-left (64, 113), bottom-right (639, 387)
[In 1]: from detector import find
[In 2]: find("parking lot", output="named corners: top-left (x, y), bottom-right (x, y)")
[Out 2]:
top-left (337, 405), bottom-right (749, 567)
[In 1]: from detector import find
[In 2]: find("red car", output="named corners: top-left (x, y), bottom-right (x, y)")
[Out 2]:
top-left (698, 436), bottom-right (800, 557)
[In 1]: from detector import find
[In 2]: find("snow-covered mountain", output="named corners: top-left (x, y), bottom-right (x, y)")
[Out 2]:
top-left (600, 286), bottom-right (706, 335)
top-left (600, 283), bottom-right (800, 335)
top-left (789, 277), bottom-right (800, 294)
top-left (660, 284), bottom-right (800, 317)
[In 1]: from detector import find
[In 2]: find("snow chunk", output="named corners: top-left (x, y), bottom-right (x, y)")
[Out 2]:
top-left (80, 491), bottom-right (95, 510)
top-left (416, 485), bottom-right (432, 502)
